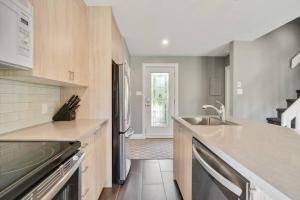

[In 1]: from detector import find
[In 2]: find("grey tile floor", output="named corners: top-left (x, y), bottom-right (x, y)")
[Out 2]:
top-left (99, 159), bottom-right (182, 200)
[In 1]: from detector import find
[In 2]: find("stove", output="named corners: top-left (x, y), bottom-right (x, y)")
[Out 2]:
top-left (0, 141), bottom-right (83, 200)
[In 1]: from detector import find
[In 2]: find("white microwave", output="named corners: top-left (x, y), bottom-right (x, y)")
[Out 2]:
top-left (0, 0), bottom-right (33, 69)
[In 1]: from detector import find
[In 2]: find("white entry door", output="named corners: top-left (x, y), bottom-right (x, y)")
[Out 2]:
top-left (143, 65), bottom-right (176, 138)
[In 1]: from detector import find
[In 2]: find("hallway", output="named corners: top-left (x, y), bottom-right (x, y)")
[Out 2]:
top-left (99, 160), bottom-right (182, 200)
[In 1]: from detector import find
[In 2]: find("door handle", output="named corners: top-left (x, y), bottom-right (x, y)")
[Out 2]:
top-left (192, 145), bottom-right (243, 197)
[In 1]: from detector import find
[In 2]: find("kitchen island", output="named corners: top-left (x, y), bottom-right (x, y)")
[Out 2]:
top-left (173, 116), bottom-right (300, 200)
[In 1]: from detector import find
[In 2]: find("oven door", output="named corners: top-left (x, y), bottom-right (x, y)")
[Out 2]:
top-left (52, 168), bottom-right (80, 200)
top-left (21, 152), bottom-right (84, 200)
top-left (192, 138), bottom-right (249, 200)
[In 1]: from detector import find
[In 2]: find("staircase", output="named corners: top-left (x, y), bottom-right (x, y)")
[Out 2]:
top-left (266, 89), bottom-right (300, 128)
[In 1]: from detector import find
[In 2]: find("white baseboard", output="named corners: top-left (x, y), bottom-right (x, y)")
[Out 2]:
top-left (129, 133), bottom-right (146, 139)
top-left (146, 135), bottom-right (174, 139)
top-left (129, 133), bottom-right (174, 139)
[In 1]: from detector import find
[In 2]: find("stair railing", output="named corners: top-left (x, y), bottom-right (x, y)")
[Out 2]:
top-left (281, 98), bottom-right (300, 131)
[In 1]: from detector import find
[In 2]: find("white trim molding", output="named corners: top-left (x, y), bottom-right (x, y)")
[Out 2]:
top-left (129, 133), bottom-right (146, 140)
top-left (291, 51), bottom-right (300, 69)
top-left (142, 63), bottom-right (179, 139)
top-left (281, 98), bottom-right (300, 131)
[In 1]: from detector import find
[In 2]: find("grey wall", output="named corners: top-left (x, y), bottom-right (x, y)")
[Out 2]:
top-left (230, 19), bottom-right (300, 121)
top-left (130, 56), bottom-right (226, 133)
top-left (122, 37), bottom-right (131, 65)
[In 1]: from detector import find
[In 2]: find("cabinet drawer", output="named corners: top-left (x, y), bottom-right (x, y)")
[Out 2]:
top-left (81, 155), bottom-right (92, 200)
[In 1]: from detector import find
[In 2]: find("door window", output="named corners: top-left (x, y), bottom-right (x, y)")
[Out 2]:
top-left (151, 73), bottom-right (169, 127)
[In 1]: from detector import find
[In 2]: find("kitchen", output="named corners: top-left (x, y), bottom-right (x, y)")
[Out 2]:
top-left (0, 0), bottom-right (300, 200)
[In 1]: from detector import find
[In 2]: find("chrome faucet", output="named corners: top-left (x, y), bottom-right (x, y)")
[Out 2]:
top-left (202, 101), bottom-right (226, 121)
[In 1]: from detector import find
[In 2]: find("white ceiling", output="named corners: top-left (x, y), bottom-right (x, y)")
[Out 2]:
top-left (84, 0), bottom-right (300, 56)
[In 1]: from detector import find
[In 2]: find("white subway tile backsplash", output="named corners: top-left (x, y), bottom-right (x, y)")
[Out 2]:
top-left (0, 79), bottom-right (61, 134)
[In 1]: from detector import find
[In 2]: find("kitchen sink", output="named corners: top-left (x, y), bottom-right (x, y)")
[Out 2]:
top-left (181, 117), bottom-right (239, 126)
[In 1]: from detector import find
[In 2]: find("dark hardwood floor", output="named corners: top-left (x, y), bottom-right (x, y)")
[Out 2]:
top-left (98, 159), bottom-right (182, 200)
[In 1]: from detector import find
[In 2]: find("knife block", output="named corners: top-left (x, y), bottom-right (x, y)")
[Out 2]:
top-left (52, 104), bottom-right (76, 121)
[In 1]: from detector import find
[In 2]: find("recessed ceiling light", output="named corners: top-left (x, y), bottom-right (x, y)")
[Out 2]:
top-left (162, 39), bottom-right (169, 46)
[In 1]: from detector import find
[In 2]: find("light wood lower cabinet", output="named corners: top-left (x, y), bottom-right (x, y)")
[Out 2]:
top-left (80, 125), bottom-right (106, 200)
top-left (173, 121), bottom-right (193, 200)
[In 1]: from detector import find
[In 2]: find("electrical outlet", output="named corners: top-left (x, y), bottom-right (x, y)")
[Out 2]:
top-left (42, 104), bottom-right (48, 114)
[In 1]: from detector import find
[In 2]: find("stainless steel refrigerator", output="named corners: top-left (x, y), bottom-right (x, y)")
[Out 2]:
top-left (112, 60), bottom-right (132, 184)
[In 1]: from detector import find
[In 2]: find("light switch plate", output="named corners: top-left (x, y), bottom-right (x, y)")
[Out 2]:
top-left (237, 81), bottom-right (242, 88)
top-left (42, 104), bottom-right (48, 114)
top-left (237, 88), bottom-right (243, 95)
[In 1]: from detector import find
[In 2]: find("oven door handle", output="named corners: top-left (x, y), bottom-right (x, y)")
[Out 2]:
top-left (40, 153), bottom-right (85, 200)
top-left (192, 145), bottom-right (242, 197)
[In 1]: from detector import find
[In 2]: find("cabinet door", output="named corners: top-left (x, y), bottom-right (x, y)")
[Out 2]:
top-left (71, 0), bottom-right (89, 86)
top-left (80, 135), bottom-right (96, 200)
top-left (94, 127), bottom-right (106, 197)
top-left (182, 128), bottom-right (192, 200)
top-left (173, 121), bottom-right (192, 200)
top-left (31, 0), bottom-right (72, 82)
top-left (173, 122), bottom-right (180, 181)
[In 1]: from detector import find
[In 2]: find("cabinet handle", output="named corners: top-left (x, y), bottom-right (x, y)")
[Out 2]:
top-left (68, 70), bottom-right (72, 80)
top-left (81, 188), bottom-right (89, 199)
top-left (71, 71), bottom-right (75, 81)
top-left (68, 71), bottom-right (75, 81)
top-left (82, 166), bottom-right (89, 173)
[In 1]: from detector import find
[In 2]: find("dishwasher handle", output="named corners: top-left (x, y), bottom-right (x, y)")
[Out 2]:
top-left (192, 145), bottom-right (243, 197)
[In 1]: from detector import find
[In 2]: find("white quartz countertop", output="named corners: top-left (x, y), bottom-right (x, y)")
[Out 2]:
top-left (0, 119), bottom-right (108, 141)
top-left (173, 116), bottom-right (300, 200)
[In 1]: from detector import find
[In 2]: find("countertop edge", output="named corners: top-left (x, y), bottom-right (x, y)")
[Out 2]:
top-left (172, 116), bottom-right (292, 200)
top-left (0, 119), bottom-right (109, 141)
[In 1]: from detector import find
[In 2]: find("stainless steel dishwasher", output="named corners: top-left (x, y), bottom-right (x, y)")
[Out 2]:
top-left (192, 138), bottom-right (250, 200)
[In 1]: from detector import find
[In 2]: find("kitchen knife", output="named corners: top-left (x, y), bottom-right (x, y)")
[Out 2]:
top-left (69, 97), bottom-right (80, 110)
top-left (67, 95), bottom-right (78, 108)
top-left (67, 95), bottom-right (76, 105)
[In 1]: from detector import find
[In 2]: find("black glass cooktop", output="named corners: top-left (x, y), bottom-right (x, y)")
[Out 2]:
top-left (0, 141), bottom-right (80, 200)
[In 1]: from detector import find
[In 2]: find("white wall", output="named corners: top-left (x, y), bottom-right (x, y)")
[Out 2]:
top-left (0, 79), bottom-right (60, 134)
top-left (230, 19), bottom-right (300, 121)
top-left (130, 56), bottom-right (226, 134)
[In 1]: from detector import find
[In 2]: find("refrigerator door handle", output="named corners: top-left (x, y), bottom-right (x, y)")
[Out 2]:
top-left (125, 127), bottom-right (134, 138)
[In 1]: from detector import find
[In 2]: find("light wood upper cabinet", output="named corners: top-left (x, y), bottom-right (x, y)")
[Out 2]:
top-left (31, 0), bottom-right (72, 81)
top-left (70, 0), bottom-right (89, 86)
top-left (26, 0), bottom-right (88, 86)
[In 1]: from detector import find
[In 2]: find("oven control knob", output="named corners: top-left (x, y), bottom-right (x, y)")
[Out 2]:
top-left (73, 155), bottom-right (79, 161)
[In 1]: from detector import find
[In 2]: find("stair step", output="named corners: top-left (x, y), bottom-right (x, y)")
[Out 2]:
top-left (276, 108), bottom-right (286, 119)
top-left (266, 117), bottom-right (295, 128)
top-left (297, 90), bottom-right (300, 98)
top-left (267, 117), bottom-right (281, 125)
top-left (286, 99), bottom-right (297, 107)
